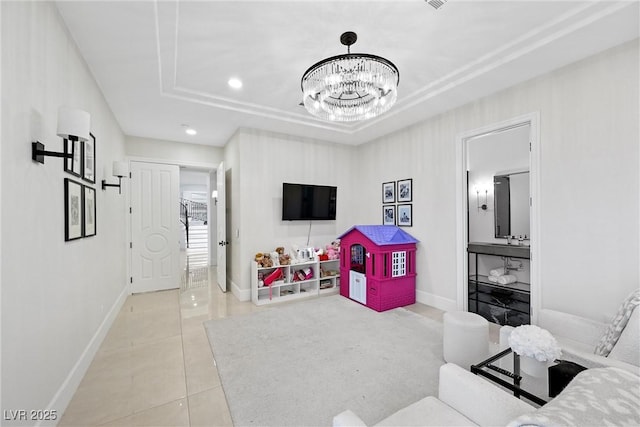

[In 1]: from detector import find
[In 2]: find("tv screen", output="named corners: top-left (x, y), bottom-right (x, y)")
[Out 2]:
top-left (282, 183), bottom-right (337, 221)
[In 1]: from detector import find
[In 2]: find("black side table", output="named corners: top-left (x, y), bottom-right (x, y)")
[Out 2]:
top-left (548, 360), bottom-right (587, 397)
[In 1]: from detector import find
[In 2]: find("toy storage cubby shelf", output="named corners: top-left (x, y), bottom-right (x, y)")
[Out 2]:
top-left (251, 259), bottom-right (340, 305)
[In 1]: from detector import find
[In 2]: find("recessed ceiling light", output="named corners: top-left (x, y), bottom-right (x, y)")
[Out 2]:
top-left (181, 124), bottom-right (197, 135)
top-left (228, 77), bottom-right (243, 89)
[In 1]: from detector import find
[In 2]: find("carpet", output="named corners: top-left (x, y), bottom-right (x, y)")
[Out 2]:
top-left (204, 295), bottom-right (444, 426)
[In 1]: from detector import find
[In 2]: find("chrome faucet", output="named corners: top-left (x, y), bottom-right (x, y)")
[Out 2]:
top-left (503, 256), bottom-right (524, 272)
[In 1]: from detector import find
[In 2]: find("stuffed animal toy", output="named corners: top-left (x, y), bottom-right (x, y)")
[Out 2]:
top-left (255, 253), bottom-right (264, 265)
top-left (326, 244), bottom-right (338, 260)
top-left (279, 253), bottom-right (291, 265)
top-left (263, 253), bottom-right (274, 267)
top-left (317, 247), bottom-right (329, 261)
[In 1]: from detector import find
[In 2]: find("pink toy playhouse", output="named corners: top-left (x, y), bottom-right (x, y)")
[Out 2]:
top-left (338, 225), bottom-right (419, 312)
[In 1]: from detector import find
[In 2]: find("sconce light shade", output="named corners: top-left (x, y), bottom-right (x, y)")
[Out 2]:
top-left (102, 160), bottom-right (128, 194)
top-left (112, 161), bottom-right (128, 178)
top-left (57, 107), bottom-right (90, 142)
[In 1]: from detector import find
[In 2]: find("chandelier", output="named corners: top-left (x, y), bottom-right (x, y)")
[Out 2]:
top-left (301, 31), bottom-right (399, 122)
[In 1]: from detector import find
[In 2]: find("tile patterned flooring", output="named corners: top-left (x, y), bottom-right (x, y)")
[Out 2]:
top-left (59, 251), bottom-right (264, 427)
top-left (60, 251), bottom-right (490, 426)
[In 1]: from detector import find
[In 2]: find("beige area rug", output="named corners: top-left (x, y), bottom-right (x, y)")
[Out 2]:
top-left (204, 295), bottom-right (444, 426)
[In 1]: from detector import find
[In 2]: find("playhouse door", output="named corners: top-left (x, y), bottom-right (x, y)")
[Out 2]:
top-left (349, 271), bottom-right (367, 305)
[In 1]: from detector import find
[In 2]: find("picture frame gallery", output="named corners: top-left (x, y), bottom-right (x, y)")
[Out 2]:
top-left (63, 133), bottom-right (97, 241)
top-left (64, 178), bottom-right (97, 241)
top-left (382, 178), bottom-right (413, 227)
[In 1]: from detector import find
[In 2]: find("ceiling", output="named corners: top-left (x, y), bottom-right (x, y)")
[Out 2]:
top-left (55, 1), bottom-right (639, 148)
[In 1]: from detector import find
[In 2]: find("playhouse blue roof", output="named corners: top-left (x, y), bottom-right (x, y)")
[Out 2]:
top-left (338, 225), bottom-right (419, 246)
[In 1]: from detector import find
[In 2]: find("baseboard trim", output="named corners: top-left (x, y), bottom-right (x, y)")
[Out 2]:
top-left (230, 279), bottom-right (250, 302)
top-left (416, 289), bottom-right (457, 313)
top-left (40, 285), bottom-right (129, 427)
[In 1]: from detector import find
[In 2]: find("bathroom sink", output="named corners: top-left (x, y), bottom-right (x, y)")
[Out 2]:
top-left (467, 242), bottom-right (530, 258)
top-left (484, 242), bottom-right (528, 247)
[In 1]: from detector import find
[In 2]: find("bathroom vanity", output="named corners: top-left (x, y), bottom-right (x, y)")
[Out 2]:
top-left (467, 242), bottom-right (530, 326)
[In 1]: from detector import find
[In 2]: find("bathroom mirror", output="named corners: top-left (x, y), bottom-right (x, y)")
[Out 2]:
top-left (494, 171), bottom-right (530, 238)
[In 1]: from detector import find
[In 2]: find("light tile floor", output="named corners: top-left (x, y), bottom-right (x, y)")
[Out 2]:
top-left (60, 250), bottom-right (496, 426)
top-left (60, 250), bottom-right (263, 427)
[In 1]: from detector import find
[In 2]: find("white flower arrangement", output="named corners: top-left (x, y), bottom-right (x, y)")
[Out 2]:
top-left (508, 325), bottom-right (562, 362)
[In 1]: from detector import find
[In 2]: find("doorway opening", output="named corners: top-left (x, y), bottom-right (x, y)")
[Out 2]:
top-left (456, 113), bottom-right (540, 323)
top-left (179, 168), bottom-right (216, 291)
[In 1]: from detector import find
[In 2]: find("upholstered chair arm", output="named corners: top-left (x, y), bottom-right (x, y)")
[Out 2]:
top-left (438, 363), bottom-right (535, 426)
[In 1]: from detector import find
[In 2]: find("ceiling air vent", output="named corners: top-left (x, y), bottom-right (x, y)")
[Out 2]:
top-left (426, 0), bottom-right (447, 10)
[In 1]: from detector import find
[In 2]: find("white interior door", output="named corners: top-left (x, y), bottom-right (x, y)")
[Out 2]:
top-left (130, 161), bottom-right (180, 293)
top-left (216, 161), bottom-right (227, 292)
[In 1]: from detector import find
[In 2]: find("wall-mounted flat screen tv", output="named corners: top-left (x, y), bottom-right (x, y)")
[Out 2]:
top-left (282, 183), bottom-right (337, 221)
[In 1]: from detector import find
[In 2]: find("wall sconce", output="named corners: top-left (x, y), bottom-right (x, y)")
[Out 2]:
top-left (102, 161), bottom-right (128, 194)
top-left (477, 188), bottom-right (488, 211)
top-left (32, 107), bottom-right (90, 163)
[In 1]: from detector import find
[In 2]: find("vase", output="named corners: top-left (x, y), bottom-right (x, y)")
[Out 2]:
top-left (520, 355), bottom-right (549, 377)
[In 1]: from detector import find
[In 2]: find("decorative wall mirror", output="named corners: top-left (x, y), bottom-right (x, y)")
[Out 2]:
top-left (494, 171), bottom-right (529, 238)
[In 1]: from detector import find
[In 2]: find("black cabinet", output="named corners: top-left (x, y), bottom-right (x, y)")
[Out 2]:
top-left (467, 243), bottom-right (530, 327)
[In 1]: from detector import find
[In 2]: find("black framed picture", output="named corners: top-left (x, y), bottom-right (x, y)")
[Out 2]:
top-left (64, 138), bottom-right (82, 177)
top-left (83, 185), bottom-right (96, 237)
top-left (397, 204), bottom-right (413, 227)
top-left (82, 133), bottom-right (96, 184)
top-left (397, 178), bottom-right (413, 202)
top-left (382, 181), bottom-right (395, 203)
top-left (383, 205), bottom-right (396, 225)
top-left (64, 178), bottom-right (83, 241)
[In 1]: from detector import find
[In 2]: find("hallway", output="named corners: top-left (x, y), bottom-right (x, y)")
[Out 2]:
top-left (59, 255), bottom-right (262, 426)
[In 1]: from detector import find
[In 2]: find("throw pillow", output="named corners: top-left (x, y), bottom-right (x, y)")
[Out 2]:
top-left (594, 289), bottom-right (640, 357)
top-left (507, 367), bottom-right (640, 427)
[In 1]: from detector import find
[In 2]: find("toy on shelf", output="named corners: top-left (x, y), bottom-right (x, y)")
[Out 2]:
top-left (279, 253), bottom-right (291, 265)
top-left (326, 240), bottom-right (340, 260)
top-left (263, 268), bottom-right (284, 286)
top-left (292, 267), bottom-right (313, 282)
top-left (320, 266), bottom-right (339, 277)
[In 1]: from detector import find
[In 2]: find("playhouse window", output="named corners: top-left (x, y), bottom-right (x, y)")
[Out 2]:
top-left (350, 244), bottom-right (366, 274)
top-left (392, 251), bottom-right (407, 277)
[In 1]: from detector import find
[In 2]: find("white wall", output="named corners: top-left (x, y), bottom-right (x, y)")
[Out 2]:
top-left (1, 2), bottom-right (128, 423)
top-left (126, 135), bottom-right (223, 167)
top-left (225, 128), bottom-right (358, 300)
top-left (358, 39), bottom-right (639, 320)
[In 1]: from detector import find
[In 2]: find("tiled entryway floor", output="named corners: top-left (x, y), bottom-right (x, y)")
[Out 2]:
top-left (60, 253), bottom-right (462, 426)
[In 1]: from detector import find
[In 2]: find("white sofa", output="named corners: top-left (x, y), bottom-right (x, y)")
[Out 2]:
top-left (333, 363), bottom-right (534, 427)
top-left (333, 363), bottom-right (640, 427)
top-left (535, 307), bottom-right (639, 374)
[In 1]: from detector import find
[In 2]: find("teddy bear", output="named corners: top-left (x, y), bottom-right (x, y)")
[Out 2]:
top-left (255, 252), bottom-right (273, 268)
top-left (254, 252), bottom-right (264, 265)
top-left (279, 253), bottom-right (291, 265)
top-left (261, 253), bottom-right (274, 267)
top-left (326, 244), bottom-right (339, 260)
